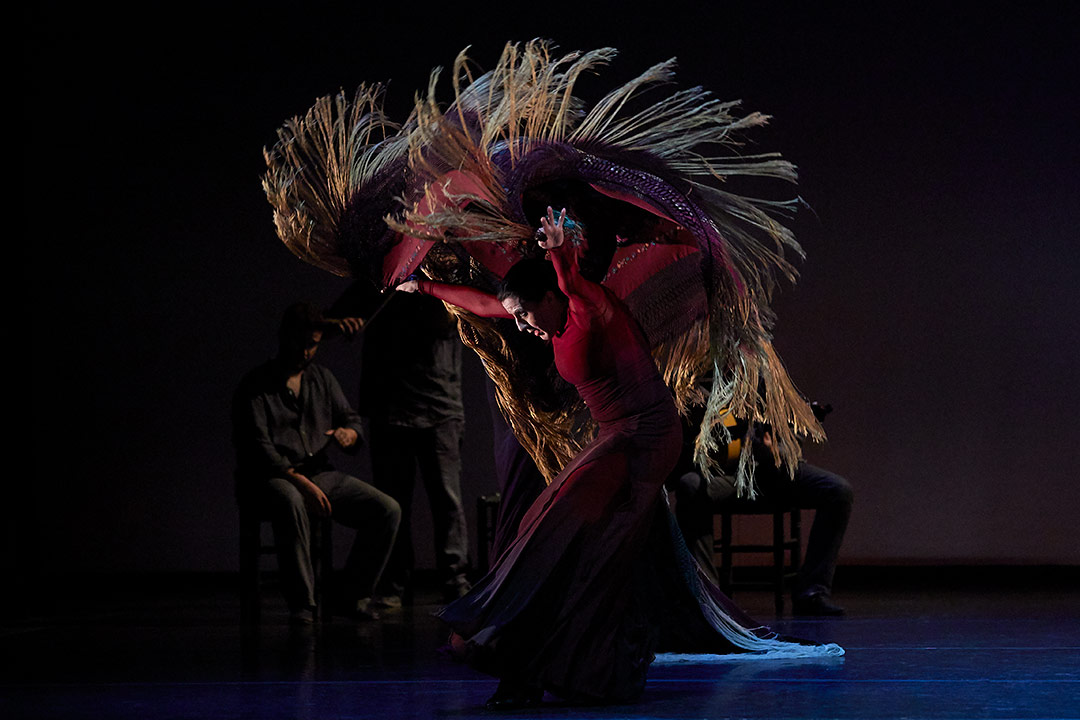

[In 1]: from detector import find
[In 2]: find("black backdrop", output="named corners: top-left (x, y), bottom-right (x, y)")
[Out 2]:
top-left (24, 1), bottom-right (1079, 576)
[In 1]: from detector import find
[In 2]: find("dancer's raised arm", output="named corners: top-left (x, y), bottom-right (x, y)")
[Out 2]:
top-left (398, 207), bottom-right (602, 341)
top-left (538, 206), bottom-right (607, 309)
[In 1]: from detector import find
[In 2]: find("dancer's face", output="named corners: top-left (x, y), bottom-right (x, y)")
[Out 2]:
top-left (501, 292), bottom-right (567, 341)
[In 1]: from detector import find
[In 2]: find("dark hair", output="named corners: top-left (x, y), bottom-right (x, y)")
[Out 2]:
top-left (279, 302), bottom-right (325, 347)
top-left (498, 258), bottom-right (563, 304)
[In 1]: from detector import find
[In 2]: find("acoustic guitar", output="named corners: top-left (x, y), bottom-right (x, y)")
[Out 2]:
top-left (720, 402), bottom-right (832, 469)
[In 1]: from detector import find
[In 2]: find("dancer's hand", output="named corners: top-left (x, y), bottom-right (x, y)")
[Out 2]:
top-left (397, 279), bottom-right (420, 293)
top-left (538, 206), bottom-right (567, 250)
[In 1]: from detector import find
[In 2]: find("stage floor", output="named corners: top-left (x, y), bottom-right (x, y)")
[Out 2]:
top-left (3, 576), bottom-right (1078, 719)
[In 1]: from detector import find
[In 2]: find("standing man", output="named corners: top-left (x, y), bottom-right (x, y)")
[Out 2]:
top-left (233, 302), bottom-right (401, 623)
top-left (331, 283), bottom-right (470, 605)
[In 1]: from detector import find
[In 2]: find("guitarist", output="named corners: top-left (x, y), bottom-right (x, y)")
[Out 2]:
top-left (668, 401), bottom-right (854, 616)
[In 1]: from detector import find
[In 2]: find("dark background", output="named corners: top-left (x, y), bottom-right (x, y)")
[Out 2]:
top-left (23, 1), bottom-right (1079, 579)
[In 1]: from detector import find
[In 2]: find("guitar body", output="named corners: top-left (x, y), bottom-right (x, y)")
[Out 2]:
top-left (718, 402), bottom-right (831, 472)
top-left (722, 411), bottom-right (742, 469)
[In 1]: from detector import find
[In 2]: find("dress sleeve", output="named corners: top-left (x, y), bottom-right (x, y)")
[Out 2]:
top-left (547, 242), bottom-right (608, 309)
top-left (417, 280), bottom-right (513, 318)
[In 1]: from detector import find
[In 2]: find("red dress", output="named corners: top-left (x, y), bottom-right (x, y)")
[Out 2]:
top-left (432, 245), bottom-right (841, 702)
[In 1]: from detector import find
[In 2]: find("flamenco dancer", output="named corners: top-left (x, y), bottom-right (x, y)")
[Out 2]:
top-left (263, 40), bottom-right (843, 708)
top-left (401, 207), bottom-right (840, 706)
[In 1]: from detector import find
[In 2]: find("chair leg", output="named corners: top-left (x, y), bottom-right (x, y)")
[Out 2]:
top-left (773, 511), bottom-right (785, 615)
top-left (718, 511), bottom-right (734, 595)
top-left (239, 512), bottom-right (261, 625)
top-left (311, 518), bottom-right (333, 622)
top-left (790, 508), bottom-right (802, 578)
top-left (323, 519), bottom-right (334, 620)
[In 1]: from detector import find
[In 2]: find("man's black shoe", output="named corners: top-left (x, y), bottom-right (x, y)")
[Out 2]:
top-left (792, 593), bottom-right (845, 616)
top-left (485, 680), bottom-right (543, 710)
top-left (443, 577), bottom-right (472, 603)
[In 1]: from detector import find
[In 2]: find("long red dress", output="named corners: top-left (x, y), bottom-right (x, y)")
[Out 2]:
top-left (429, 244), bottom-right (841, 702)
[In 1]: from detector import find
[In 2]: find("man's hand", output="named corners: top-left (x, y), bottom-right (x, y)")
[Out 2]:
top-left (287, 469), bottom-right (332, 518)
top-left (396, 279), bottom-right (420, 293)
top-left (301, 481), bottom-right (332, 518)
top-left (326, 427), bottom-right (359, 449)
top-left (333, 317), bottom-right (364, 335)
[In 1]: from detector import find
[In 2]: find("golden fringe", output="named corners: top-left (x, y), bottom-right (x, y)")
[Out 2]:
top-left (693, 338), bottom-right (825, 497)
top-left (652, 323), bottom-right (712, 416)
top-left (397, 41), bottom-right (617, 242)
top-left (400, 40), bottom-right (826, 491)
top-left (264, 41), bottom-right (824, 491)
top-left (262, 85), bottom-right (407, 276)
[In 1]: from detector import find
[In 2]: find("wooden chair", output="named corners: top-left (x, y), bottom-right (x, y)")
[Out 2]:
top-left (239, 504), bottom-right (333, 623)
top-left (714, 498), bottom-right (802, 615)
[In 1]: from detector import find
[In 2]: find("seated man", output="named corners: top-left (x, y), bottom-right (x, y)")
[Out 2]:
top-left (669, 409), bottom-right (854, 616)
top-left (233, 302), bottom-right (401, 623)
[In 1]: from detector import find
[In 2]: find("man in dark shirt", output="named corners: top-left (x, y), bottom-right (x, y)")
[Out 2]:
top-left (331, 283), bottom-right (470, 604)
top-left (669, 407), bottom-right (853, 616)
top-left (233, 302), bottom-right (401, 623)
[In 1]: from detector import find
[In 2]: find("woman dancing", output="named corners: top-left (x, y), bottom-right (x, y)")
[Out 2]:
top-left (262, 40), bottom-right (843, 708)
top-left (401, 207), bottom-right (841, 707)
